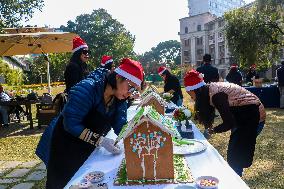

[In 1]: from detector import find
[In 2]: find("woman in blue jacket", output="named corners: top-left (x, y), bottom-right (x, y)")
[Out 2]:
top-left (46, 58), bottom-right (144, 189)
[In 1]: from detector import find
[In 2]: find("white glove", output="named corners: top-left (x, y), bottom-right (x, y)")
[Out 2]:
top-left (99, 137), bottom-right (122, 155)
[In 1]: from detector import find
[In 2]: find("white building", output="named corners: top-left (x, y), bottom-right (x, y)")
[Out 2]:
top-left (188, 0), bottom-right (245, 17)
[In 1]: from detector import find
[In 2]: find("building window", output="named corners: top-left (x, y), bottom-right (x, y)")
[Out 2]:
top-left (197, 25), bottom-right (201, 31)
top-left (208, 24), bottom-right (214, 30)
top-left (184, 50), bottom-right (189, 57)
top-left (184, 39), bottom-right (190, 47)
top-left (197, 49), bottom-right (204, 55)
top-left (185, 27), bottom-right (188, 34)
top-left (196, 37), bottom-right (203, 45)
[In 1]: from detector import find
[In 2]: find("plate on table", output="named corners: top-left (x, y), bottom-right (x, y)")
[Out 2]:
top-left (195, 176), bottom-right (219, 189)
top-left (173, 139), bottom-right (206, 155)
top-left (84, 171), bottom-right (104, 183)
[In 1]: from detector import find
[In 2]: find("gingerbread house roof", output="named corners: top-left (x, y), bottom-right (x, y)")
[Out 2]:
top-left (141, 85), bottom-right (159, 99)
top-left (137, 92), bottom-right (166, 110)
top-left (115, 106), bottom-right (180, 143)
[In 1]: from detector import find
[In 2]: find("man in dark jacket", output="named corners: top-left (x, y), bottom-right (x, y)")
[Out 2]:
top-left (226, 64), bottom-right (243, 86)
top-left (197, 54), bottom-right (219, 83)
top-left (64, 36), bottom-right (90, 93)
top-left (276, 61), bottom-right (284, 108)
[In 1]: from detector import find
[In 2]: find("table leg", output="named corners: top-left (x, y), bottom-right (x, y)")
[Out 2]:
top-left (26, 104), bottom-right (33, 129)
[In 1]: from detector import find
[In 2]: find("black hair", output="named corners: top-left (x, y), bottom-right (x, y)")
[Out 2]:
top-left (100, 63), bottom-right (113, 71)
top-left (162, 70), bottom-right (171, 82)
top-left (194, 85), bottom-right (215, 128)
top-left (105, 71), bottom-right (126, 89)
top-left (70, 48), bottom-right (84, 64)
top-left (203, 54), bottom-right (211, 63)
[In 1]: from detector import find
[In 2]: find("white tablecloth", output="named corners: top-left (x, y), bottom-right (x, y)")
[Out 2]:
top-left (65, 106), bottom-right (249, 189)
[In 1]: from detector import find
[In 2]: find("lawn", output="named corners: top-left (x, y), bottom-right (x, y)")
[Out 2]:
top-left (0, 88), bottom-right (283, 188)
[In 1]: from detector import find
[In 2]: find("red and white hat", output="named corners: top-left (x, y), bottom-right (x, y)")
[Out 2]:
top-left (158, 66), bottom-right (167, 75)
top-left (230, 64), bottom-right (238, 69)
top-left (184, 69), bottom-right (206, 91)
top-left (72, 36), bottom-right (88, 53)
top-left (114, 58), bottom-right (144, 86)
top-left (101, 55), bottom-right (113, 66)
top-left (250, 64), bottom-right (256, 69)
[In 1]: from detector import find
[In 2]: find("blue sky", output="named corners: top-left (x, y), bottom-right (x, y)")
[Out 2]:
top-left (25, 0), bottom-right (255, 54)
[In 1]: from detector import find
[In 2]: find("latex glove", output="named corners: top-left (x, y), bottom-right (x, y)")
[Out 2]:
top-left (99, 137), bottom-right (122, 155)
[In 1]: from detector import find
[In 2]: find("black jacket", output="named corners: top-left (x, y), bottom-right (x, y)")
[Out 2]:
top-left (277, 65), bottom-right (284, 87)
top-left (245, 71), bottom-right (256, 83)
top-left (64, 61), bottom-right (89, 93)
top-left (164, 74), bottom-right (183, 104)
top-left (196, 63), bottom-right (219, 83)
top-left (226, 70), bottom-right (243, 86)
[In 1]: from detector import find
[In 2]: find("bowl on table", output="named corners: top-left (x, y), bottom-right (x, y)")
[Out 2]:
top-left (195, 176), bottom-right (219, 189)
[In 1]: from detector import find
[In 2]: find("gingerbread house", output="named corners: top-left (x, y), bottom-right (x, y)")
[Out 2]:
top-left (137, 92), bottom-right (166, 115)
top-left (141, 85), bottom-right (160, 99)
top-left (116, 106), bottom-right (180, 182)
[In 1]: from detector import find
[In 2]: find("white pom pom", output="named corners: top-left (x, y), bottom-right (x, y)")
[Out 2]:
top-left (198, 73), bottom-right (204, 79)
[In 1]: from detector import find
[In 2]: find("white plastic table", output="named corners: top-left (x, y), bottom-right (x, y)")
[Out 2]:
top-left (65, 106), bottom-right (250, 189)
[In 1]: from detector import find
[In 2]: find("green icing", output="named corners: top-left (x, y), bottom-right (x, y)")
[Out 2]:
top-left (173, 138), bottom-right (194, 146)
top-left (116, 107), bottom-right (145, 142)
top-left (115, 160), bottom-right (127, 185)
top-left (147, 106), bottom-right (160, 121)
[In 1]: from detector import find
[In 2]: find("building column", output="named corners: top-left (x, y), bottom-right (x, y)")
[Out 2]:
top-left (191, 36), bottom-right (196, 66)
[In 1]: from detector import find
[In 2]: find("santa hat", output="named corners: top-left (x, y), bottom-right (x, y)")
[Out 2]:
top-left (250, 64), bottom-right (256, 69)
top-left (158, 66), bottom-right (167, 75)
top-left (101, 55), bottom-right (113, 66)
top-left (72, 36), bottom-right (88, 53)
top-left (114, 58), bottom-right (144, 86)
top-left (230, 64), bottom-right (238, 69)
top-left (184, 69), bottom-right (206, 91)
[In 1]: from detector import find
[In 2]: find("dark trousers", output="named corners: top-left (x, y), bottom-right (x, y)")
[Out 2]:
top-left (227, 105), bottom-right (261, 176)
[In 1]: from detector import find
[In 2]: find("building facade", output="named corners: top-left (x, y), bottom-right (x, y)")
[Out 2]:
top-left (188, 0), bottom-right (245, 17)
top-left (179, 13), bottom-right (231, 78)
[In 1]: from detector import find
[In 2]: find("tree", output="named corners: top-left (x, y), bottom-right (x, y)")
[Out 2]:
top-left (224, 0), bottom-right (284, 71)
top-left (138, 40), bottom-right (181, 75)
top-left (0, 58), bottom-right (24, 85)
top-left (60, 9), bottom-right (136, 69)
top-left (0, 0), bottom-right (44, 28)
top-left (24, 53), bottom-right (71, 84)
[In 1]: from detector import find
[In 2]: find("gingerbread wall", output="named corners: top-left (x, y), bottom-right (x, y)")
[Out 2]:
top-left (124, 120), bottom-right (174, 181)
top-left (142, 98), bottom-right (165, 115)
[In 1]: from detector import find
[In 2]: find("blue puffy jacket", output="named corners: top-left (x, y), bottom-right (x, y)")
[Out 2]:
top-left (36, 68), bottom-right (127, 165)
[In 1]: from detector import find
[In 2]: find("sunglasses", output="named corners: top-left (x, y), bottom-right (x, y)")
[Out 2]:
top-left (82, 50), bottom-right (90, 56)
top-left (127, 81), bottom-right (136, 93)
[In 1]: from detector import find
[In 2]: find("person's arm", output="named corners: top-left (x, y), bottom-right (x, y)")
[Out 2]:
top-left (212, 92), bottom-right (237, 133)
top-left (63, 78), bottom-right (101, 146)
top-left (111, 101), bottom-right (127, 135)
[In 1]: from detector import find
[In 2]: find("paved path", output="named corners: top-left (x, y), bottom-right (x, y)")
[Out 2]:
top-left (0, 160), bottom-right (46, 189)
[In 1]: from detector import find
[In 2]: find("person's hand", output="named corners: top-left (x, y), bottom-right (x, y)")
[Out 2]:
top-left (208, 127), bottom-right (215, 135)
top-left (99, 137), bottom-right (122, 155)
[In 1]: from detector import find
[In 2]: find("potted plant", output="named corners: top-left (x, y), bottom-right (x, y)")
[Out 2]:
top-left (173, 107), bottom-right (194, 139)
